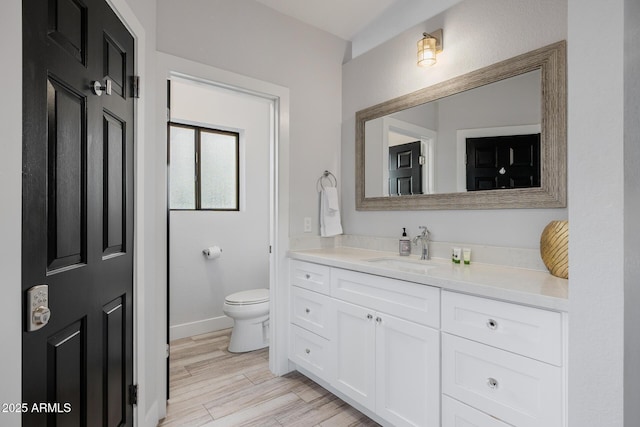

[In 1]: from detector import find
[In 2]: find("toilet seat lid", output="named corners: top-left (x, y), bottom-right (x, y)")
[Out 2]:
top-left (225, 289), bottom-right (269, 305)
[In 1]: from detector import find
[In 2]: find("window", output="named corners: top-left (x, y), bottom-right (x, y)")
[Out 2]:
top-left (169, 123), bottom-right (239, 210)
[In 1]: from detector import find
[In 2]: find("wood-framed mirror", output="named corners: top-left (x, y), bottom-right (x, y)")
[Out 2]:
top-left (355, 40), bottom-right (566, 210)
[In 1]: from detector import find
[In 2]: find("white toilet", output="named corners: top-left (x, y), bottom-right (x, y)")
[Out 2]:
top-left (223, 288), bottom-right (270, 353)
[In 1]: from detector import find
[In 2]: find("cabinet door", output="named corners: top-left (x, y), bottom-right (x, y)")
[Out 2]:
top-left (331, 299), bottom-right (376, 410)
top-left (376, 313), bottom-right (440, 427)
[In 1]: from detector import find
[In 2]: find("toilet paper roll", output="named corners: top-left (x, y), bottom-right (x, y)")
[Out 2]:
top-left (203, 246), bottom-right (222, 259)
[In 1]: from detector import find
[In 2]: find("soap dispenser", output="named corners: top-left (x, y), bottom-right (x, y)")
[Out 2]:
top-left (399, 228), bottom-right (411, 256)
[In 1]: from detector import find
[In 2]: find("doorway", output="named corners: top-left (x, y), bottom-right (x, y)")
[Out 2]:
top-left (167, 76), bottom-right (272, 340)
top-left (156, 54), bottom-right (291, 415)
top-left (166, 73), bottom-right (282, 397)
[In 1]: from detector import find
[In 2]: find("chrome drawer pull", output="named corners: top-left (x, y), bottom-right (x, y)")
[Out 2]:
top-left (487, 378), bottom-right (499, 389)
top-left (305, 308), bottom-right (311, 314)
top-left (305, 348), bottom-right (311, 354)
top-left (367, 314), bottom-right (373, 320)
top-left (486, 319), bottom-right (498, 330)
top-left (305, 274), bottom-right (311, 279)
top-left (375, 317), bottom-right (382, 324)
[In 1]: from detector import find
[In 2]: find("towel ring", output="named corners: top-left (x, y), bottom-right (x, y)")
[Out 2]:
top-left (316, 170), bottom-right (337, 192)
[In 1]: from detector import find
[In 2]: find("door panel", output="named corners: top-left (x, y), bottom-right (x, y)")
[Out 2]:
top-left (388, 141), bottom-right (422, 195)
top-left (104, 297), bottom-right (126, 427)
top-left (47, 0), bottom-right (87, 64)
top-left (466, 134), bottom-right (540, 191)
top-left (103, 35), bottom-right (126, 97)
top-left (46, 77), bottom-right (87, 271)
top-left (47, 320), bottom-right (85, 427)
top-left (103, 112), bottom-right (126, 257)
top-left (23, 0), bottom-right (134, 425)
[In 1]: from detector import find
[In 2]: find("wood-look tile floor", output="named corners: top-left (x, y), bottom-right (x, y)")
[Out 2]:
top-left (158, 329), bottom-right (380, 427)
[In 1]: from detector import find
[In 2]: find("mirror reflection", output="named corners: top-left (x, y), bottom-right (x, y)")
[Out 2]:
top-left (364, 70), bottom-right (541, 197)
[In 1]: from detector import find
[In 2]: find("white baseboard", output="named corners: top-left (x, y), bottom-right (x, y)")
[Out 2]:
top-left (170, 315), bottom-right (235, 341)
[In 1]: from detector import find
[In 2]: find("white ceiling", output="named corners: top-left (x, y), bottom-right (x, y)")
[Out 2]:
top-left (254, 0), bottom-right (462, 58)
top-left (254, 0), bottom-right (400, 41)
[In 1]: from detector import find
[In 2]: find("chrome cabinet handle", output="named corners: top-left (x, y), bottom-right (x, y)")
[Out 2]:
top-left (486, 319), bottom-right (498, 330)
top-left (305, 348), bottom-right (310, 354)
top-left (375, 317), bottom-right (382, 324)
top-left (487, 378), bottom-right (499, 389)
top-left (367, 314), bottom-right (373, 320)
top-left (305, 308), bottom-right (310, 314)
top-left (305, 274), bottom-right (311, 279)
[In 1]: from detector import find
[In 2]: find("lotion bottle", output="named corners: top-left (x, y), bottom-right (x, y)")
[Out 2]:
top-left (399, 228), bottom-right (411, 256)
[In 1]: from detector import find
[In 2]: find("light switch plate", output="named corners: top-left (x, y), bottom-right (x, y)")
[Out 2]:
top-left (304, 217), bottom-right (312, 233)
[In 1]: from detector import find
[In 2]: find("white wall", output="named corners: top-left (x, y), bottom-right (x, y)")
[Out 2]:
top-left (156, 0), bottom-right (347, 238)
top-left (169, 79), bottom-right (271, 339)
top-left (342, 0), bottom-right (568, 248)
top-left (0, 1), bottom-right (22, 426)
top-left (624, 1), bottom-right (640, 424)
top-left (568, 0), bottom-right (630, 426)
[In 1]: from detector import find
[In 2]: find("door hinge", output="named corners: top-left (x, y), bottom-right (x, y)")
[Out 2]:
top-left (166, 343), bottom-right (170, 358)
top-left (129, 384), bottom-right (138, 406)
top-left (269, 245), bottom-right (272, 254)
top-left (419, 155), bottom-right (426, 165)
top-left (131, 75), bottom-right (140, 99)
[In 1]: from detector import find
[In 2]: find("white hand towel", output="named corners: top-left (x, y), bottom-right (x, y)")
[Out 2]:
top-left (320, 188), bottom-right (343, 237)
top-left (324, 187), bottom-right (340, 212)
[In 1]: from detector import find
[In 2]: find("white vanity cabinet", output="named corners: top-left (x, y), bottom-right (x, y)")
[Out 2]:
top-left (441, 290), bottom-right (566, 427)
top-left (289, 261), bottom-right (334, 380)
top-left (289, 260), bottom-right (440, 427)
top-left (288, 256), bottom-right (568, 427)
top-left (330, 268), bottom-right (441, 427)
top-left (332, 299), bottom-right (440, 427)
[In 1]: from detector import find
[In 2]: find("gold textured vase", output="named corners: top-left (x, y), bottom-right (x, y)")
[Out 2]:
top-left (540, 220), bottom-right (569, 279)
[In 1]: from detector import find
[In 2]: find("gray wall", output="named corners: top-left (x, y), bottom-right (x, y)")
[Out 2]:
top-left (0, 1), bottom-right (22, 425)
top-left (568, 0), bottom-right (640, 426)
top-left (342, 0), bottom-right (568, 248)
top-left (624, 1), bottom-right (640, 424)
top-left (157, 0), bottom-right (348, 238)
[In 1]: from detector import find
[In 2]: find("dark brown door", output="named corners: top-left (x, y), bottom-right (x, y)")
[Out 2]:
top-left (466, 134), bottom-right (540, 191)
top-left (22, 0), bottom-right (134, 425)
top-left (389, 141), bottom-right (423, 196)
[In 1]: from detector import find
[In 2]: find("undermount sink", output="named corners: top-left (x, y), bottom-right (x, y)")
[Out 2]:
top-left (367, 257), bottom-right (438, 274)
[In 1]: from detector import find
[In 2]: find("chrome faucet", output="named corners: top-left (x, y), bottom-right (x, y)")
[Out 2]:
top-left (412, 226), bottom-right (430, 260)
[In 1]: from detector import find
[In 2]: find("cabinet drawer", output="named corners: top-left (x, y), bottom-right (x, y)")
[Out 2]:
top-left (442, 395), bottom-right (511, 427)
top-left (442, 334), bottom-right (563, 427)
top-left (331, 268), bottom-right (440, 327)
top-left (290, 324), bottom-right (332, 381)
top-left (290, 260), bottom-right (331, 295)
top-left (442, 291), bottom-right (563, 365)
top-left (290, 287), bottom-right (334, 339)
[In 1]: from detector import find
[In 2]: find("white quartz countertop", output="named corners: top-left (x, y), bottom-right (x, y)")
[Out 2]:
top-left (288, 247), bottom-right (568, 312)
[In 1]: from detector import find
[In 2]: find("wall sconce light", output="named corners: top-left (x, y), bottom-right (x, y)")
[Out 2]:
top-left (417, 29), bottom-right (443, 67)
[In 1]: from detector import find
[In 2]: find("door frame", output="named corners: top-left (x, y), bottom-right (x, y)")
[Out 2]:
top-left (102, 2), bottom-right (147, 425)
top-left (156, 52), bottom-right (291, 407)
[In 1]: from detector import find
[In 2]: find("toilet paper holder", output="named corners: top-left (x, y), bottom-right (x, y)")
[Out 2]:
top-left (202, 246), bottom-right (223, 259)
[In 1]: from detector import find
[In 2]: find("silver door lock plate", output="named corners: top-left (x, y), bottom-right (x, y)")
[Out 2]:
top-left (27, 284), bottom-right (51, 332)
